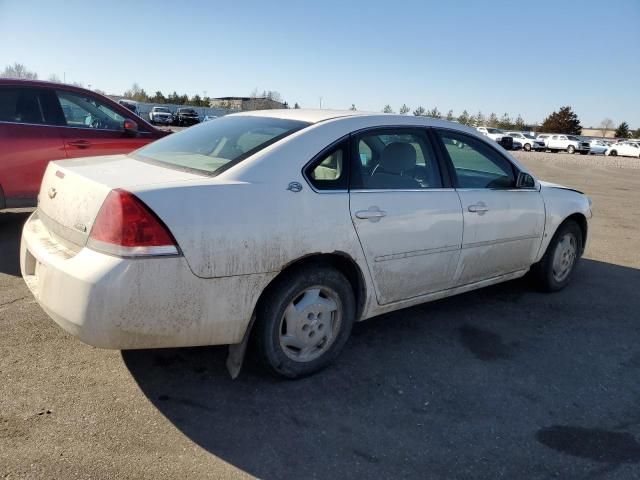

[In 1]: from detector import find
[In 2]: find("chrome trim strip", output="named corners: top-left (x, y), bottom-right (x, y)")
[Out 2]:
top-left (374, 244), bottom-right (460, 262)
top-left (351, 188), bottom-right (456, 193)
top-left (0, 119), bottom-right (152, 134)
top-left (462, 234), bottom-right (540, 249)
top-left (37, 208), bottom-right (87, 248)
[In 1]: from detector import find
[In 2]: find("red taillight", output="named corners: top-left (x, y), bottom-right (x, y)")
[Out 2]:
top-left (88, 189), bottom-right (178, 257)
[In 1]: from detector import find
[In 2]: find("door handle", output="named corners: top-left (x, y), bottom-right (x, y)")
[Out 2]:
top-left (67, 140), bottom-right (91, 149)
top-left (355, 207), bottom-right (387, 221)
top-left (468, 203), bottom-right (489, 214)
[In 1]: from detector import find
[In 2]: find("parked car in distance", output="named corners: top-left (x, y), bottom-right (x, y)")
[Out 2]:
top-left (118, 99), bottom-right (138, 114)
top-left (0, 79), bottom-right (170, 209)
top-left (536, 134), bottom-right (552, 148)
top-left (605, 141), bottom-right (640, 158)
top-left (149, 106), bottom-right (173, 126)
top-left (588, 139), bottom-right (609, 155)
top-left (546, 135), bottom-right (590, 154)
top-left (20, 110), bottom-right (592, 378)
top-left (203, 115), bottom-right (218, 122)
top-left (173, 108), bottom-right (200, 126)
top-left (505, 131), bottom-right (545, 151)
top-left (476, 126), bottom-right (505, 142)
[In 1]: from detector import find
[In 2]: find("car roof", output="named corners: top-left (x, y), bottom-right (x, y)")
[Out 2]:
top-left (233, 109), bottom-right (480, 133)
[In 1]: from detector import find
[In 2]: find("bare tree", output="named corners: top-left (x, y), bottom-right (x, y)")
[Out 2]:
top-left (47, 74), bottom-right (61, 83)
top-left (599, 118), bottom-right (614, 137)
top-left (1, 62), bottom-right (38, 79)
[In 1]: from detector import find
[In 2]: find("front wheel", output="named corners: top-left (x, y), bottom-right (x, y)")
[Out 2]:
top-left (524, 143), bottom-right (532, 152)
top-left (530, 220), bottom-right (582, 292)
top-left (609, 150), bottom-right (618, 156)
top-left (567, 145), bottom-right (575, 154)
top-left (254, 265), bottom-right (355, 378)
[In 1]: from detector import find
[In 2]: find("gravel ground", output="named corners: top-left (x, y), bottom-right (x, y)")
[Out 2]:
top-left (513, 150), bottom-right (640, 169)
top-left (1, 153), bottom-right (639, 479)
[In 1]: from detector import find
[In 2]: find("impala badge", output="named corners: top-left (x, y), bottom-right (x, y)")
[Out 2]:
top-left (287, 182), bottom-right (303, 193)
top-left (48, 187), bottom-right (57, 199)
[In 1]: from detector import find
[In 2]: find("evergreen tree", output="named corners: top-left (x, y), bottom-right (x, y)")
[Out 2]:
top-left (457, 110), bottom-right (471, 125)
top-left (475, 111), bottom-right (486, 126)
top-left (413, 106), bottom-right (426, 116)
top-left (427, 107), bottom-right (441, 119)
top-left (446, 110), bottom-right (454, 121)
top-left (399, 104), bottom-right (410, 115)
top-left (614, 121), bottom-right (630, 138)
top-left (383, 105), bottom-right (394, 113)
top-left (539, 106), bottom-right (582, 134)
top-left (487, 113), bottom-right (499, 127)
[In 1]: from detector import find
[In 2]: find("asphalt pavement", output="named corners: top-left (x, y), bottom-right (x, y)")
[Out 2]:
top-left (1, 152), bottom-right (639, 479)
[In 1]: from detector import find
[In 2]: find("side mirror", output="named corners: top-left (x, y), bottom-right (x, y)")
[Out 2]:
top-left (123, 119), bottom-right (138, 136)
top-left (516, 172), bottom-right (536, 189)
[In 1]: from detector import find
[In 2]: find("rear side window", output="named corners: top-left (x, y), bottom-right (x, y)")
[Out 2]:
top-left (0, 87), bottom-right (47, 124)
top-left (351, 129), bottom-right (442, 190)
top-left (133, 115), bottom-right (310, 176)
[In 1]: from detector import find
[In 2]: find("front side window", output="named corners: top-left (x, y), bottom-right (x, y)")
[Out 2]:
top-left (133, 115), bottom-right (309, 175)
top-left (57, 90), bottom-right (125, 130)
top-left (437, 130), bottom-right (515, 189)
top-left (0, 87), bottom-right (47, 124)
top-left (352, 129), bottom-right (442, 189)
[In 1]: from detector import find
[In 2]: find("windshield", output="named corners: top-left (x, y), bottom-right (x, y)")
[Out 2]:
top-left (155, 107), bottom-right (171, 113)
top-left (180, 109), bottom-right (196, 114)
top-left (133, 115), bottom-right (310, 175)
top-left (487, 128), bottom-right (502, 134)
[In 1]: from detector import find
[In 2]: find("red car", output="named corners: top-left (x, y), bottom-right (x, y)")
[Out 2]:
top-left (0, 79), bottom-right (170, 209)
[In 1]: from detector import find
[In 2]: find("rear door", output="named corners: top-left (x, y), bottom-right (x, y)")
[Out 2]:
top-left (348, 128), bottom-right (463, 305)
top-left (55, 89), bottom-right (152, 158)
top-left (0, 86), bottom-right (66, 205)
top-left (434, 129), bottom-right (545, 285)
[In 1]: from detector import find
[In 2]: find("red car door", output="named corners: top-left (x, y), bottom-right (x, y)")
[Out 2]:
top-left (0, 86), bottom-right (66, 207)
top-left (55, 89), bottom-right (155, 158)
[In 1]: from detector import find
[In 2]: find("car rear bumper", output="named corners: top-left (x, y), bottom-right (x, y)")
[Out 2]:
top-left (20, 212), bottom-right (276, 349)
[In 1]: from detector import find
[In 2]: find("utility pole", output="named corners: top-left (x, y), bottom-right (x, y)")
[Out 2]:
top-left (319, 96), bottom-right (323, 109)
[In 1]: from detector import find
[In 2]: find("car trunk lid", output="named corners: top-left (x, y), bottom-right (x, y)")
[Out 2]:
top-left (37, 154), bottom-right (204, 248)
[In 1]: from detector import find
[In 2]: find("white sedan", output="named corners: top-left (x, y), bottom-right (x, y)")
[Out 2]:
top-left (605, 141), bottom-right (640, 158)
top-left (21, 111), bottom-right (592, 378)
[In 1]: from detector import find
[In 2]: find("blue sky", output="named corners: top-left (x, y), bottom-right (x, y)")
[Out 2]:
top-left (1, 0), bottom-right (638, 127)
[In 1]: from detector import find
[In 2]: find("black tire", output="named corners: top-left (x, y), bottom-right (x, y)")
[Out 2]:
top-left (524, 143), bottom-right (532, 152)
top-left (610, 150), bottom-right (617, 156)
top-left (580, 151), bottom-right (588, 155)
top-left (254, 265), bottom-right (356, 379)
top-left (567, 145), bottom-right (575, 154)
top-left (530, 220), bottom-right (582, 292)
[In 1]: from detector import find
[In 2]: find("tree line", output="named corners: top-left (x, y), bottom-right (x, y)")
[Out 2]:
top-left (380, 103), bottom-right (639, 138)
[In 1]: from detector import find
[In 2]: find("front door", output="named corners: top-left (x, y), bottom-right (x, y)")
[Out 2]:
top-left (434, 129), bottom-right (545, 285)
top-left (55, 89), bottom-right (150, 158)
top-left (348, 128), bottom-right (463, 305)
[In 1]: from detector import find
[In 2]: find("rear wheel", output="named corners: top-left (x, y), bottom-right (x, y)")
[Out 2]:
top-left (610, 150), bottom-right (618, 156)
top-left (524, 143), bottom-right (532, 152)
top-left (254, 265), bottom-right (355, 378)
top-left (567, 145), bottom-right (575, 154)
top-left (530, 220), bottom-right (582, 292)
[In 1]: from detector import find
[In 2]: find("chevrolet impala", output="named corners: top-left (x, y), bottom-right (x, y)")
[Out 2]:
top-left (20, 110), bottom-right (592, 378)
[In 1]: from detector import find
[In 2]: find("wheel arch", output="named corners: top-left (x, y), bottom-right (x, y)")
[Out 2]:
top-left (564, 212), bottom-right (588, 254)
top-left (258, 252), bottom-right (367, 322)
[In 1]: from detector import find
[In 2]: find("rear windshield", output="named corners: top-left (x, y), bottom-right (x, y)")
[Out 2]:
top-left (132, 115), bottom-right (310, 175)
